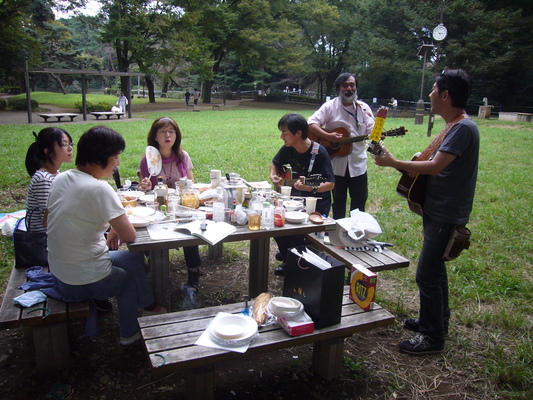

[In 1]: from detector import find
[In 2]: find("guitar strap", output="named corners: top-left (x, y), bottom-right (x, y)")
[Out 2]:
top-left (308, 141), bottom-right (320, 174)
top-left (418, 114), bottom-right (468, 161)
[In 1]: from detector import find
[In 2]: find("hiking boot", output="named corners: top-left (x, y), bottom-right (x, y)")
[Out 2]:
top-left (404, 318), bottom-right (449, 336)
top-left (274, 263), bottom-right (286, 276)
top-left (187, 269), bottom-right (202, 292)
top-left (399, 333), bottom-right (444, 355)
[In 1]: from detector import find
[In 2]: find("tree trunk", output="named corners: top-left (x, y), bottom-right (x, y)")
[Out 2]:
top-left (145, 76), bottom-right (156, 103)
top-left (49, 73), bottom-right (66, 95)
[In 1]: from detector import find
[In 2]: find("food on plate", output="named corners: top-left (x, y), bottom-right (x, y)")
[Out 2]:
top-left (252, 292), bottom-right (272, 325)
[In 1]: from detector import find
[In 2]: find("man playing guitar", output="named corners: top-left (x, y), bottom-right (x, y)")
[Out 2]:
top-left (374, 69), bottom-right (480, 355)
top-left (308, 73), bottom-right (375, 219)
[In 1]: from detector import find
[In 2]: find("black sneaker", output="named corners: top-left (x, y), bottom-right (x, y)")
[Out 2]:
top-left (404, 318), bottom-right (449, 336)
top-left (94, 299), bottom-right (113, 312)
top-left (403, 318), bottom-right (419, 332)
top-left (275, 252), bottom-right (283, 261)
top-left (399, 333), bottom-right (444, 355)
top-left (274, 263), bottom-right (286, 276)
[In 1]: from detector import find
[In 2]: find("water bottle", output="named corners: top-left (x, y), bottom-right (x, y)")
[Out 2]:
top-left (261, 201), bottom-right (274, 230)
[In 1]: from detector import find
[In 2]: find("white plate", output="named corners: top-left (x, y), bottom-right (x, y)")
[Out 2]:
top-left (128, 215), bottom-right (153, 228)
top-left (285, 211), bottom-right (308, 224)
top-left (283, 200), bottom-right (303, 211)
top-left (208, 314), bottom-right (258, 347)
top-left (118, 190), bottom-right (144, 199)
top-left (129, 206), bottom-right (155, 216)
top-left (139, 194), bottom-right (155, 203)
top-left (269, 297), bottom-right (304, 318)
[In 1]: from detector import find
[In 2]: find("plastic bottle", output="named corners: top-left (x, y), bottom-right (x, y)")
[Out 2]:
top-left (155, 176), bottom-right (168, 209)
top-left (213, 186), bottom-right (226, 222)
top-left (261, 201), bottom-right (274, 230)
top-left (247, 192), bottom-right (262, 230)
top-left (274, 200), bottom-right (285, 227)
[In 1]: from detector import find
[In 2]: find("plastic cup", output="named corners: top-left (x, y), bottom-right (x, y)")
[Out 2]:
top-left (305, 197), bottom-right (317, 214)
top-left (280, 186), bottom-right (292, 197)
top-left (146, 201), bottom-right (159, 213)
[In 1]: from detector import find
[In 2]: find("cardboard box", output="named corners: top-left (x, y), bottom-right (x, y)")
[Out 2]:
top-left (349, 264), bottom-right (378, 311)
top-left (278, 312), bottom-right (314, 336)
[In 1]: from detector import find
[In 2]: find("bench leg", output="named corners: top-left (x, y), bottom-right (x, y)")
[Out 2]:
top-left (312, 337), bottom-right (345, 380)
top-left (248, 237), bottom-right (270, 297)
top-left (149, 249), bottom-right (171, 310)
top-left (32, 322), bottom-right (71, 370)
top-left (186, 366), bottom-right (214, 400)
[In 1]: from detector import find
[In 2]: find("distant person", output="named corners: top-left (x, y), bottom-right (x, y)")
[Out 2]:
top-left (193, 89), bottom-right (200, 105)
top-left (308, 72), bottom-right (375, 219)
top-left (389, 97), bottom-right (398, 118)
top-left (185, 89), bottom-right (191, 106)
top-left (117, 92), bottom-right (128, 113)
top-left (47, 126), bottom-right (165, 346)
top-left (375, 69), bottom-right (480, 354)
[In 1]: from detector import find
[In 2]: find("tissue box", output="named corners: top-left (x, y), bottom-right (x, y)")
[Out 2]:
top-left (349, 264), bottom-right (377, 311)
top-left (278, 312), bottom-right (314, 336)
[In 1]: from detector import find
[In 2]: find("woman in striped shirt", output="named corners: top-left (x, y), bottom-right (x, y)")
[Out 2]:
top-left (25, 127), bottom-right (74, 232)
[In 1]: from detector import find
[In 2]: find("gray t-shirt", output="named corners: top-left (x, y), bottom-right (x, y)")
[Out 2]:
top-left (424, 118), bottom-right (480, 225)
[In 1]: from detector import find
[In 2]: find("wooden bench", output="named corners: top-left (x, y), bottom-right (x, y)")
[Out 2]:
top-left (212, 100), bottom-right (224, 110)
top-left (138, 287), bottom-right (394, 400)
top-left (305, 233), bottom-right (410, 272)
top-left (38, 113), bottom-right (79, 122)
top-left (90, 111), bottom-right (125, 120)
top-left (0, 265), bottom-right (90, 370)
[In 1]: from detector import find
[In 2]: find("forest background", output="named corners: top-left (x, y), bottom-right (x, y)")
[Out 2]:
top-left (1, 0), bottom-right (533, 111)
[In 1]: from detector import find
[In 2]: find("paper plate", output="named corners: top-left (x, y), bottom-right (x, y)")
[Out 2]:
top-left (146, 146), bottom-right (162, 177)
top-left (130, 206), bottom-right (155, 216)
top-left (309, 212), bottom-right (324, 224)
top-left (118, 190), bottom-right (144, 199)
top-left (269, 297), bottom-right (304, 318)
top-left (283, 200), bottom-right (303, 211)
top-left (208, 314), bottom-right (258, 347)
top-left (128, 215), bottom-right (153, 228)
top-left (139, 194), bottom-right (155, 203)
top-left (285, 211), bottom-right (308, 224)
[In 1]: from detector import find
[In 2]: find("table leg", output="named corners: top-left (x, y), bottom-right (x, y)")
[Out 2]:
top-left (312, 337), bottom-right (345, 380)
top-left (248, 237), bottom-right (270, 298)
top-left (149, 249), bottom-right (171, 310)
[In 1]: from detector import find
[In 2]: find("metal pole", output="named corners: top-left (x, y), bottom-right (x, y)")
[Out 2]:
top-left (25, 60), bottom-right (32, 124)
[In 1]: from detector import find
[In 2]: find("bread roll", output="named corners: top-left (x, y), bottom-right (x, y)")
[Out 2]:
top-left (252, 292), bottom-right (271, 325)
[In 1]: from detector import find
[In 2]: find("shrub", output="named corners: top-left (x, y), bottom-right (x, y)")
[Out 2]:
top-left (0, 98), bottom-right (6, 111)
top-left (7, 98), bottom-right (39, 111)
top-left (74, 101), bottom-right (114, 112)
top-left (1, 86), bottom-right (22, 94)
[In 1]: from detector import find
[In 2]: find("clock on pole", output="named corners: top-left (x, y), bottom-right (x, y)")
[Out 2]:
top-left (433, 24), bottom-right (448, 41)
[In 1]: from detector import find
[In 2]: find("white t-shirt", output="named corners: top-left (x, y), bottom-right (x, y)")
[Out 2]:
top-left (47, 169), bottom-right (125, 285)
top-left (308, 97), bottom-right (374, 177)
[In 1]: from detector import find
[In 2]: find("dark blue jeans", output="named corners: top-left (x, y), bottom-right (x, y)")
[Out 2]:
top-left (416, 216), bottom-right (454, 342)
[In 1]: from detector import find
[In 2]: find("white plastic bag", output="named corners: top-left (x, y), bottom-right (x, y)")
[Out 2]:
top-left (329, 209), bottom-right (382, 247)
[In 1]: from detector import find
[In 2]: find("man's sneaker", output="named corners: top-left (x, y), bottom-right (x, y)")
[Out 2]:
top-left (274, 263), bottom-right (286, 276)
top-left (275, 252), bottom-right (284, 261)
top-left (399, 333), bottom-right (444, 355)
top-left (403, 318), bottom-right (419, 332)
top-left (120, 332), bottom-right (141, 346)
top-left (404, 318), bottom-right (449, 336)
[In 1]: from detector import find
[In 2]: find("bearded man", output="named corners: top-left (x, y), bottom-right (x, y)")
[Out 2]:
top-left (308, 73), bottom-right (375, 219)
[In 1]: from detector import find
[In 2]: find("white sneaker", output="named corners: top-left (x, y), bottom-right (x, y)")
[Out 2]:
top-left (120, 332), bottom-right (141, 346)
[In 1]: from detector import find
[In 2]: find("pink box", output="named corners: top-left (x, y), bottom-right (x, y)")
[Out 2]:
top-left (278, 312), bottom-right (315, 336)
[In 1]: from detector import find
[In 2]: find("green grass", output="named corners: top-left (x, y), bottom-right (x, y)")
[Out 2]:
top-left (0, 104), bottom-right (532, 398)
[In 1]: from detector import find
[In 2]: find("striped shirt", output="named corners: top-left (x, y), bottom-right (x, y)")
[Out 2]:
top-left (26, 170), bottom-right (56, 232)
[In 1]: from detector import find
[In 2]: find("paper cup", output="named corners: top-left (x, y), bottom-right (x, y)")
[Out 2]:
top-left (210, 169), bottom-right (221, 188)
top-left (305, 197), bottom-right (317, 214)
top-left (280, 186), bottom-right (292, 196)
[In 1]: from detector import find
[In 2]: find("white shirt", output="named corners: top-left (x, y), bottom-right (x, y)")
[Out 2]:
top-left (308, 97), bottom-right (374, 177)
top-left (47, 169), bottom-right (125, 285)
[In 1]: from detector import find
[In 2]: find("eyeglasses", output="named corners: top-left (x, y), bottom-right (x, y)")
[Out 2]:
top-left (61, 142), bottom-right (75, 148)
top-left (158, 130), bottom-right (176, 136)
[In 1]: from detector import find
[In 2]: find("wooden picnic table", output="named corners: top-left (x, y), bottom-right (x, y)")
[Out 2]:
top-left (127, 218), bottom-right (338, 310)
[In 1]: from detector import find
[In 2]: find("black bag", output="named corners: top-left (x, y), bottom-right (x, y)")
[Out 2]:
top-left (13, 208), bottom-right (48, 268)
top-left (283, 245), bottom-right (346, 329)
